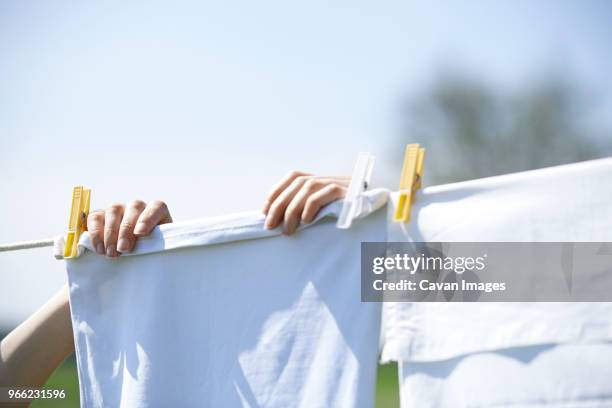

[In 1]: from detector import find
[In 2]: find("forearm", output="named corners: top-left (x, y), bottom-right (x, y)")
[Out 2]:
top-left (0, 284), bottom-right (74, 386)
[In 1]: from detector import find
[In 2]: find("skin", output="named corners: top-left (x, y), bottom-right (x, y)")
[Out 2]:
top-left (86, 200), bottom-right (173, 257)
top-left (0, 172), bottom-right (349, 389)
top-left (0, 200), bottom-right (173, 389)
top-left (263, 171), bottom-right (350, 235)
top-left (0, 286), bottom-right (73, 388)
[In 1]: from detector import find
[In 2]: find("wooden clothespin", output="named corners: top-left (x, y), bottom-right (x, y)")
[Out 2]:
top-left (64, 186), bottom-right (91, 258)
top-left (393, 144), bottom-right (425, 223)
top-left (337, 152), bottom-right (376, 229)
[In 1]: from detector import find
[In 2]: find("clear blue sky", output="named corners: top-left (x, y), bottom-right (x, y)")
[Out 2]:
top-left (1, 0), bottom-right (611, 326)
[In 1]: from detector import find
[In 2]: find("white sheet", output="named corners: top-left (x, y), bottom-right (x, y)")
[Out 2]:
top-left (61, 191), bottom-right (388, 408)
top-left (60, 158), bottom-right (612, 407)
top-left (380, 158), bottom-right (612, 407)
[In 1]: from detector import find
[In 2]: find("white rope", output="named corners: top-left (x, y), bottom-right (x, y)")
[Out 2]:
top-left (0, 238), bottom-right (55, 252)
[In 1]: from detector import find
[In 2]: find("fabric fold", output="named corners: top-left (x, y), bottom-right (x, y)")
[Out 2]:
top-left (381, 157), bottom-right (612, 363)
top-left (55, 188), bottom-right (390, 259)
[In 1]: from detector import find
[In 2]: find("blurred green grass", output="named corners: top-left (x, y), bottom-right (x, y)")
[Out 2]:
top-left (375, 363), bottom-right (400, 408)
top-left (32, 357), bottom-right (399, 408)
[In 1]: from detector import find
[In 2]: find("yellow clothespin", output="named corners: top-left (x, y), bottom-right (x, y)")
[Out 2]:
top-left (64, 186), bottom-right (91, 258)
top-left (393, 144), bottom-right (425, 223)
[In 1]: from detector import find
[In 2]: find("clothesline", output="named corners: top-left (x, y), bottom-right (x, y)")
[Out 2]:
top-left (0, 238), bottom-right (54, 252)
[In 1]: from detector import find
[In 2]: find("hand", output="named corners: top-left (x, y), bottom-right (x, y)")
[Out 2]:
top-left (263, 171), bottom-right (350, 235)
top-left (87, 200), bottom-right (173, 257)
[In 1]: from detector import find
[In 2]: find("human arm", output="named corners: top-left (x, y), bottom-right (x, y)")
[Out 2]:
top-left (0, 199), bottom-right (172, 388)
top-left (0, 285), bottom-right (72, 388)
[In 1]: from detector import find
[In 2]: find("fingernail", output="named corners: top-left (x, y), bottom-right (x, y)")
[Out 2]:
top-left (264, 218), bottom-right (273, 230)
top-left (117, 239), bottom-right (130, 253)
top-left (95, 243), bottom-right (105, 255)
top-left (133, 223), bottom-right (146, 235)
top-left (106, 244), bottom-right (117, 258)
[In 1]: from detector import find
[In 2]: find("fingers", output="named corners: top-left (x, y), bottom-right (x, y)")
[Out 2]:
top-left (116, 200), bottom-right (146, 254)
top-left (88, 200), bottom-right (172, 258)
top-left (133, 200), bottom-right (173, 236)
top-left (87, 210), bottom-right (106, 255)
top-left (301, 183), bottom-right (347, 225)
top-left (264, 175), bottom-right (311, 230)
top-left (264, 173), bottom-right (350, 234)
top-left (104, 203), bottom-right (125, 257)
top-left (263, 171), bottom-right (311, 215)
top-left (282, 179), bottom-right (328, 234)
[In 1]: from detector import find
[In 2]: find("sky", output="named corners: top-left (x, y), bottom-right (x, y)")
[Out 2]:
top-left (1, 0), bottom-right (611, 327)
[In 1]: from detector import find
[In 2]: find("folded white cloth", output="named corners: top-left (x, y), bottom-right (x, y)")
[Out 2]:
top-left (61, 190), bottom-right (388, 408)
top-left (380, 158), bottom-right (612, 407)
top-left (382, 158), bottom-right (612, 363)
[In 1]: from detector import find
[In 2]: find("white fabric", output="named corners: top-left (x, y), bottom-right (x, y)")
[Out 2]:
top-left (55, 190), bottom-right (390, 260)
top-left (399, 342), bottom-right (612, 408)
top-left (382, 158), bottom-right (612, 363)
top-left (62, 190), bottom-right (388, 408)
top-left (380, 158), bottom-right (612, 407)
top-left (61, 158), bottom-right (612, 407)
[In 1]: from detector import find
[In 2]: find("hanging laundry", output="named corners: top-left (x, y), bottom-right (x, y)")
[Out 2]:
top-left (381, 158), bottom-right (612, 407)
top-left (59, 190), bottom-right (388, 408)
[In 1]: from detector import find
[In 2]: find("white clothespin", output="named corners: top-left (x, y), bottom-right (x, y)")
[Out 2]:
top-left (337, 152), bottom-right (376, 229)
